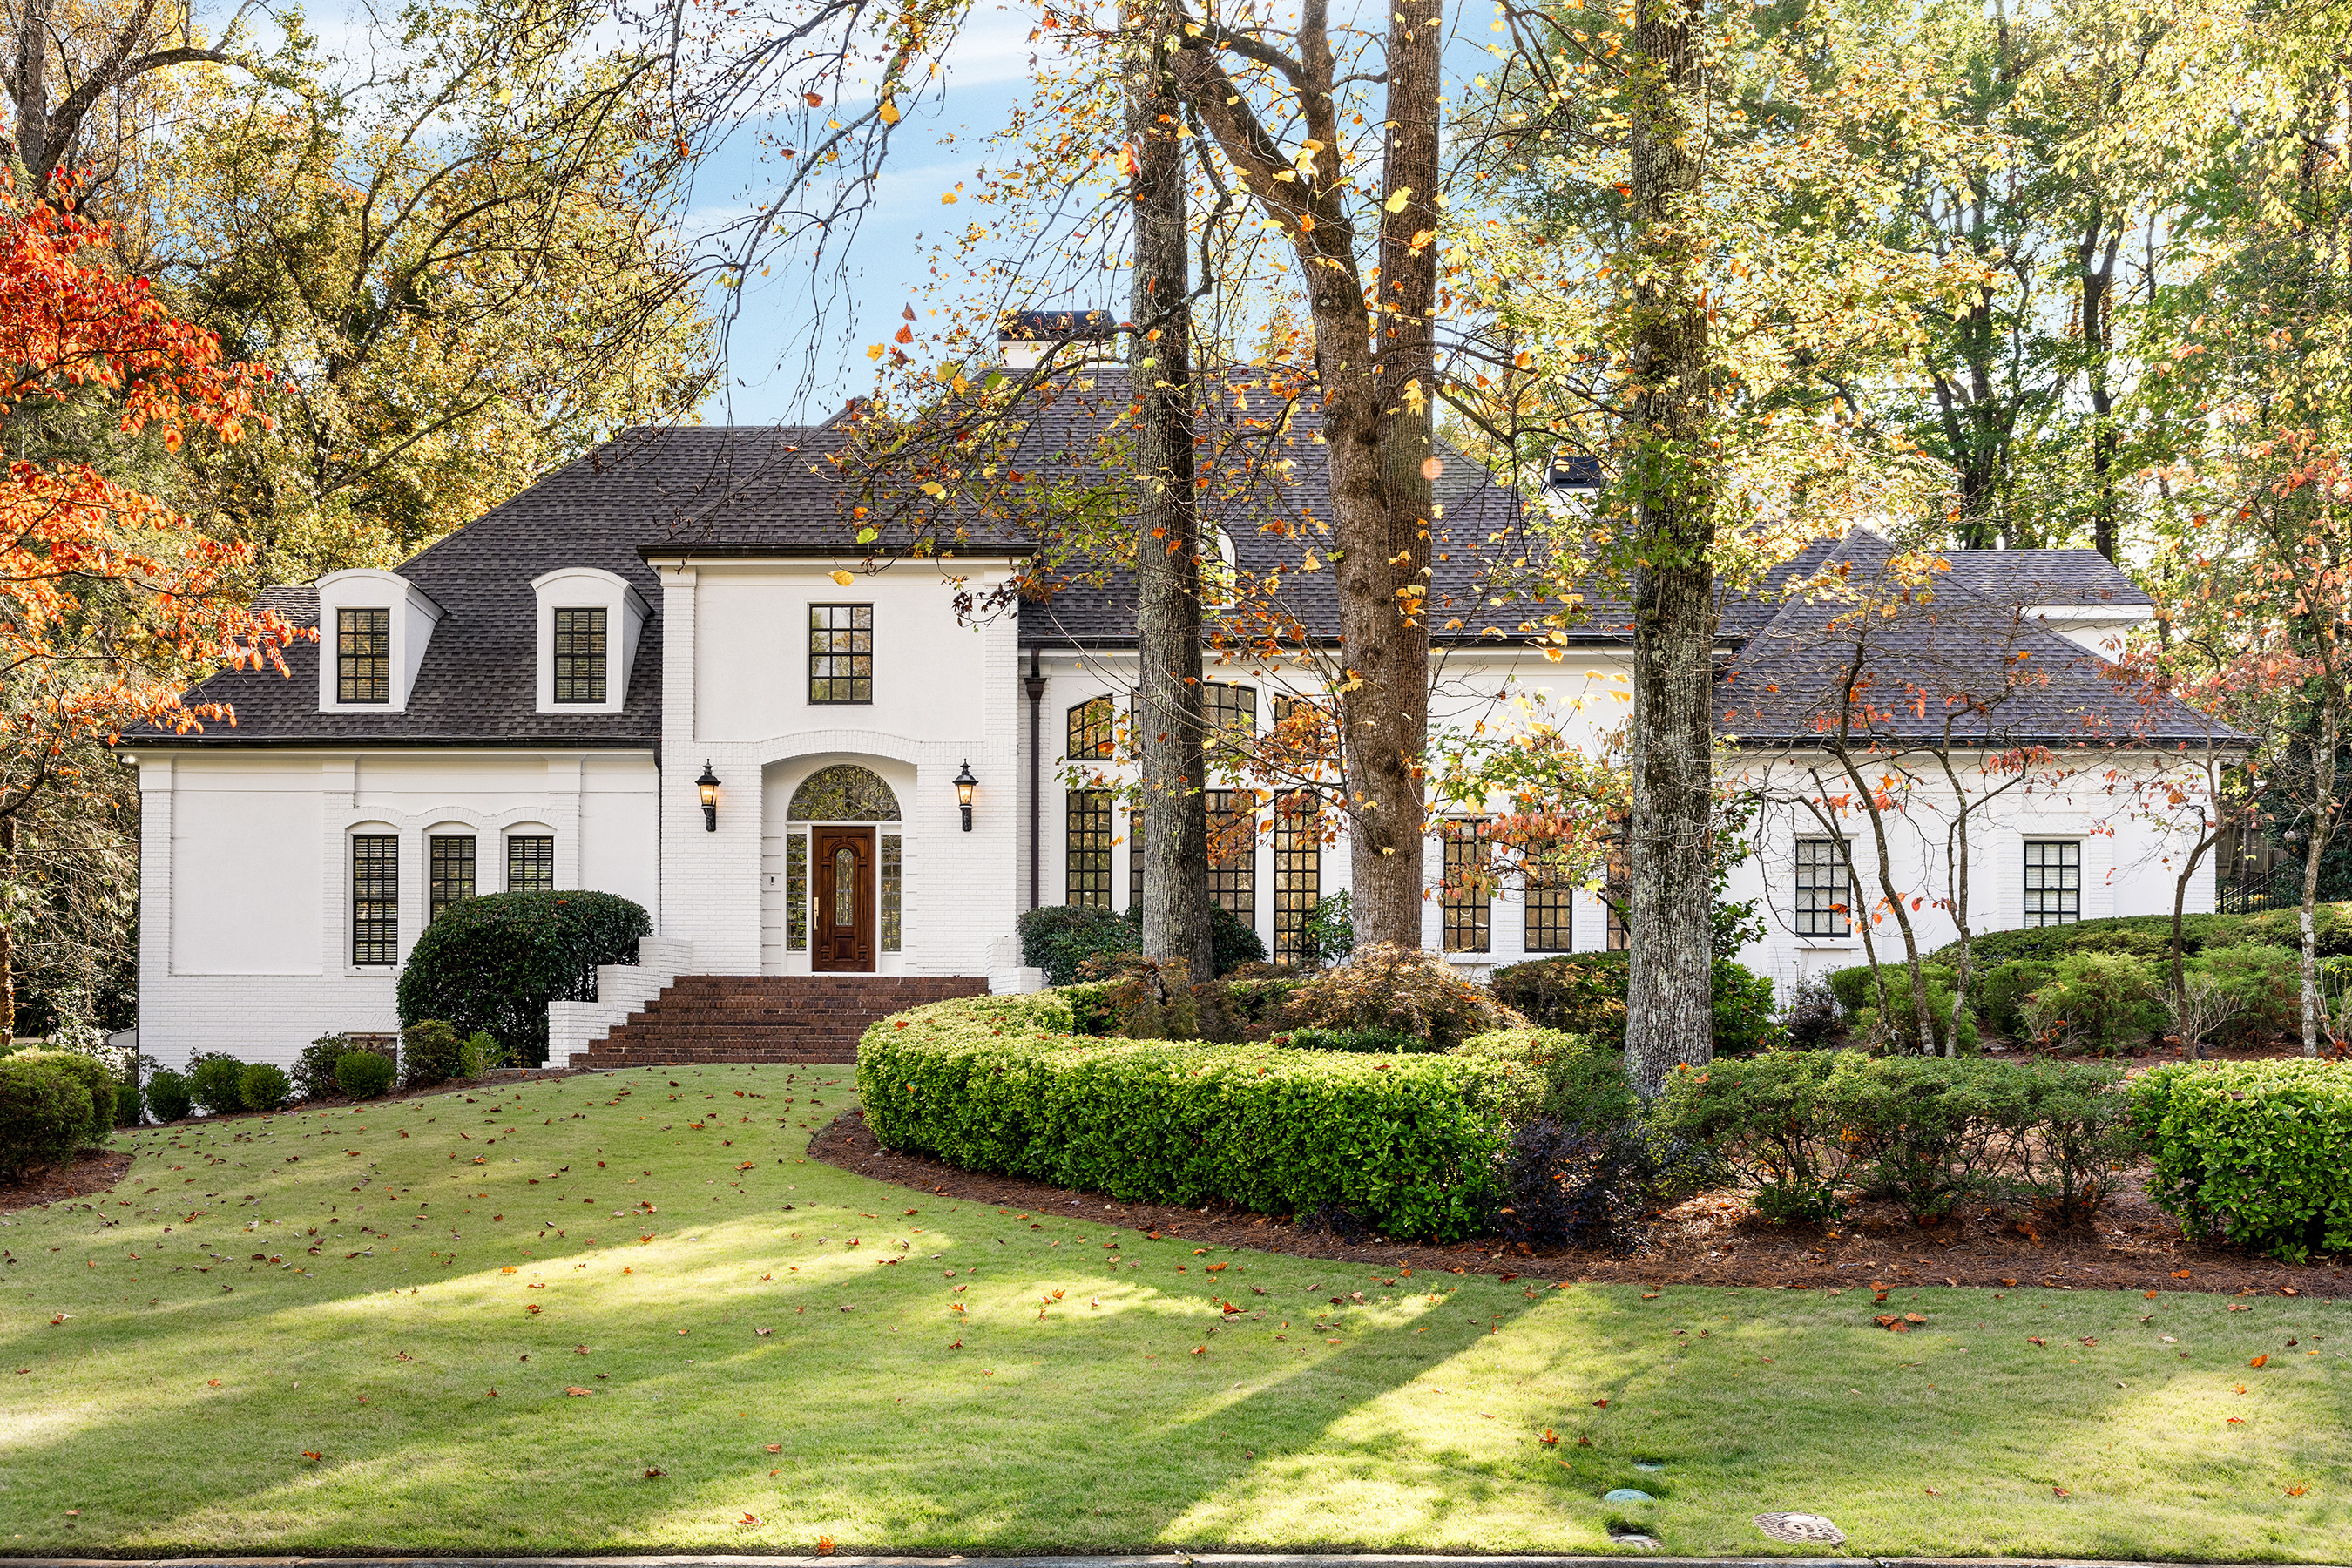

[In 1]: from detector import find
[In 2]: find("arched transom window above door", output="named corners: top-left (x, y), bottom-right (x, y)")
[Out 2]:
top-left (787, 765), bottom-right (902, 821)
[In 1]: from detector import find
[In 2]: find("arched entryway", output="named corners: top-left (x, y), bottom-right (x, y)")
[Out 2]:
top-left (761, 760), bottom-right (906, 975)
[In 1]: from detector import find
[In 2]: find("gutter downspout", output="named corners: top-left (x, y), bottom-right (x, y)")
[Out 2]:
top-left (1024, 648), bottom-right (1047, 910)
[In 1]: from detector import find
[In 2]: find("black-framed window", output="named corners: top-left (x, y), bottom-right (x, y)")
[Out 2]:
top-left (1203, 682), bottom-right (1256, 761)
top-left (337, 608), bottom-right (390, 704)
top-left (1273, 791), bottom-right (1319, 965)
top-left (1067, 696), bottom-right (1115, 760)
top-left (1443, 819), bottom-right (1491, 953)
top-left (352, 835), bottom-right (399, 966)
top-left (429, 834), bottom-right (476, 921)
top-left (553, 607), bottom-right (607, 702)
top-left (809, 604), bottom-right (874, 702)
top-left (2024, 840), bottom-right (2081, 927)
top-left (1794, 837), bottom-right (1853, 938)
top-left (508, 835), bottom-right (554, 893)
top-left (1526, 848), bottom-right (1577, 954)
top-left (1067, 790), bottom-right (1114, 908)
top-left (1605, 821), bottom-right (1630, 951)
top-left (1207, 789), bottom-right (1257, 932)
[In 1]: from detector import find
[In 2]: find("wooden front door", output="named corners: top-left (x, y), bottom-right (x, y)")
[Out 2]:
top-left (811, 827), bottom-right (875, 971)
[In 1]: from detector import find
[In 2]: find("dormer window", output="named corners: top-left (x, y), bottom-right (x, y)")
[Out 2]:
top-left (337, 609), bottom-right (391, 703)
top-left (531, 568), bottom-right (648, 714)
top-left (553, 608), bottom-right (607, 702)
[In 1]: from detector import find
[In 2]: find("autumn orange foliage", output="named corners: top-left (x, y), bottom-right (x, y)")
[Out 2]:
top-left (0, 171), bottom-right (305, 789)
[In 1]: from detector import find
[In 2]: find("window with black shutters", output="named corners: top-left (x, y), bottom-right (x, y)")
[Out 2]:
top-left (809, 604), bottom-right (873, 702)
top-left (2024, 840), bottom-right (2081, 926)
top-left (508, 835), bottom-right (554, 892)
top-left (1066, 790), bottom-right (1113, 908)
top-left (429, 835), bottom-right (476, 921)
top-left (337, 608), bottom-right (390, 703)
top-left (553, 607), bottom-right (607, 702)
top-left (352, 835), bottom-right (399, 965)
top-left (1066, 696), bottom-right (1116, 760)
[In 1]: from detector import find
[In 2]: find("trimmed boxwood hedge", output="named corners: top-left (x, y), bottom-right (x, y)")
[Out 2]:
top-left (2131, 1060), bottom-right (2352, 1262)
top-left (856, 989), bottom-right (1512, 1240)
top-left (1927, 902), bottom-right (2352, 968)
top-left (397, 891), bottom-right (650, 1065)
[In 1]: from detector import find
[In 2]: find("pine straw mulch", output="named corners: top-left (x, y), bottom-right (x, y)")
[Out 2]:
top-left (807, 1107), bottom-right (2351, 1300)
top-left (0, 1147), bottom-right (135, 1217)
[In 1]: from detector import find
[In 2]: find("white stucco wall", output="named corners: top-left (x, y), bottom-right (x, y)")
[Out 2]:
top-left (131, 748), bottom-right (658, 1069)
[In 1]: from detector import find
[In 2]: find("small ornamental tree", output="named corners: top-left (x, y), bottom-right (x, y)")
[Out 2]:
top-left (0, 171), bottom-right (302, 1043)
top-left (395, 891), bottom-right (650, 1065)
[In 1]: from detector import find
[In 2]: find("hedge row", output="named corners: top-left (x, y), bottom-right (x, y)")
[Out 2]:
top-left (856, 989), bottom-right (1514, 1240)
top-left (1925, 902), bottom-right (2352, 969)
top-left (2131, 1059), bottom-right (2352, 1262)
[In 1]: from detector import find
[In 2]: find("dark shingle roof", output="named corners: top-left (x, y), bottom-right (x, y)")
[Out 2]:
top-left (1719, 530), bottom-right (2226, 748)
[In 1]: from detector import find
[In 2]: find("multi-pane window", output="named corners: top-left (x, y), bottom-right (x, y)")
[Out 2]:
top-left (1128, 808), bottom-right (1146, 912)
top-left (1066, 697), bottom-right (1116, 760)
top-left (2024, 840), bottom-right (2081, 927)
top-left (1203, 682), bottom-right (1257, 762)
top-left (785, 831), bottom-right (808, 951)
top-left (1206, 789), bottom-right (1257, 931)
top-left (809, 604), bottom-right (874, 703)
top-left (1605, 833), bottom-right (1630, 951)
top-left (1443, 819), bottom-right (1492, 953)
top-left (352, 835), bottom-right (399, 966)
top-left (429, 834), bottom-right (476, 922)
top-left (507, 835), bottom-right (554, 893)
top-left (1273, 792), bottom-right (1320, 966)
top-left (1794, 837), bottom-right (1853, 938)
top-left (337, 608), bottom-right (390, 704)
top-left (1067, 789), bottom-right (1114, 908)
top-left (1525, 847), bottom-right (1577, 954)
top-left (880, 834), bottom-right (902, 952)
top-left (553, 607), bottom-right (607, 703)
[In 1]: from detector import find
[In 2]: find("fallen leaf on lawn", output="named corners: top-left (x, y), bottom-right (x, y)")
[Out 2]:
top-left (2052, 1485), bottom-right (2070, 1497)
top-left (644, 1467), bottom-right (666, 1478)
top-left (740, 1514), bottom-right (761, 1526)
top-left (2287, 1483), bottom-right (2310, 1497)
top-left (2250, 1355), bottom-right (2268, 1368)
top-left (1541, 1429), bottom-right (1558, 1445)
top-left (302, 1451), bottom-right (323, 1462)
top-left (767, 1443), bottom-right (784, 1453)
top-left (208, 1378), bottom-right (220, 1386)
top-left (816, 1536), bottom-right (835, 1556)
top-left (486, 1389), bottom-right (498, 1397)
top-left (1592, 1397), bottom-right (1609, 1408)
top-left (564, 1386), bottom-right (593, 1396)
top-left (2227, 1416), bottom-right (2245, 1425)
top-left (2028, 1337), bottom-right (2045, 1348)
top-left (1905, 1313), bottom-right (1926, 1324)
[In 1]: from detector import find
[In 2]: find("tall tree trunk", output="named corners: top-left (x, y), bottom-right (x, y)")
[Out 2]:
top-left (2297, 692), bottom-right (2338, 1058)
top-left (0, 813), bottom-right (16, 1050)
top-left (1170, 0), bottom-right (1439, 952)
top-left (10, 0), bottom-right (47, 185)
top-left (2078, 208), bottom-right (2123, 562)
top-left (1621, 0), bottom-right (1715, 1099)
top-left (1126, 30), bottom-right (1213, 982)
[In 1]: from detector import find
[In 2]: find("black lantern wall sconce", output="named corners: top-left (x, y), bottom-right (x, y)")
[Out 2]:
top-left (954, 760), bottom-right (977, 832)
top-left (697, 760), bottom-right (720, 832)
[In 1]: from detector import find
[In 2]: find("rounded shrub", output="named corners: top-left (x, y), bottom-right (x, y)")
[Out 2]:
top-left (9, 1049), bottom-right (117, 1145)
top-left (396, 890), bottom-right (650, 1066)
top-left (186, 1053), bottom-right (247, 1117)
top-left (400, 1020), bottom-right (465, 1089)
top-left (2031, 950), bottom-right (2165, 1054)
top-left (238, 1062), bottom-right (293, 1113)
top-left (2132, 1060), bottom-right (2352, 1261)
top-left (115, 1080), bottom-right (143, 1127)
top-left (335, 1050), bottom-right (397, 1099)
top-left (1490, 952), bottom-right (1788, 1054)
top-left (1283, 941), bottom-right (1523, 1048)
top-left (145, 1068), bottom-right (193, 1124)
top-left (294, 1035), bottom-right (351, 1100)
top-left (0, 1055), bottom-right (91, 1177)
top-left (1272, 1025), bottom-right (1435, 1053)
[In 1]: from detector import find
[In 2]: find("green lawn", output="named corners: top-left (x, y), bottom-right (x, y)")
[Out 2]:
top-left (1, 1063), bottom-right (2345, 1559)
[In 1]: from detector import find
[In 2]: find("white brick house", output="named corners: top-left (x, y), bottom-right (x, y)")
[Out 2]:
top-left (124, 354), bottom-right (2232, 1068)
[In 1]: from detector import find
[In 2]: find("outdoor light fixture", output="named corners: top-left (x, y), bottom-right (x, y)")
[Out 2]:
top-left (697, 760), bottom-right (720, 832)
top-left (954, 760), bottom-right (977, 832)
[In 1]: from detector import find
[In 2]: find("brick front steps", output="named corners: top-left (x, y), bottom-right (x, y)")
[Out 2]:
top-left (571, 974), bottom-right (988, 1067)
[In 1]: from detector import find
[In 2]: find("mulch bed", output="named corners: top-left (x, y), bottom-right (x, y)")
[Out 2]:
top-left (0, 1148), bottom-right (135, 1217)
top-left (808, 1108), bottom-right (2352, 1299)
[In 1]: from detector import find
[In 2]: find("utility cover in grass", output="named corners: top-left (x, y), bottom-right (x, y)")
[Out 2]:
top-left (1754, 1512), bottom-right (1845, 1545)
top-left (1603, 1489), bottom-right (1656, 1504)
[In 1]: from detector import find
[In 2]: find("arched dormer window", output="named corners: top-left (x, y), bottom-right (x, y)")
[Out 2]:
top-left (317, 569), bottom-right (443, 713)
top-left (532, 567), bottom-right (650, 714)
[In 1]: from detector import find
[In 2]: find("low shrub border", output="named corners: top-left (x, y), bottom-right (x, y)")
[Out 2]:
top-left (2132, 1059), bottom-right (2352, 1262)
top-left (857, 989), bottom-right (1513, 1240)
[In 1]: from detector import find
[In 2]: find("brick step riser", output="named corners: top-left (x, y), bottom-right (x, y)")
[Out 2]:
top-left (574, 974), bottom-right (986, 1067)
